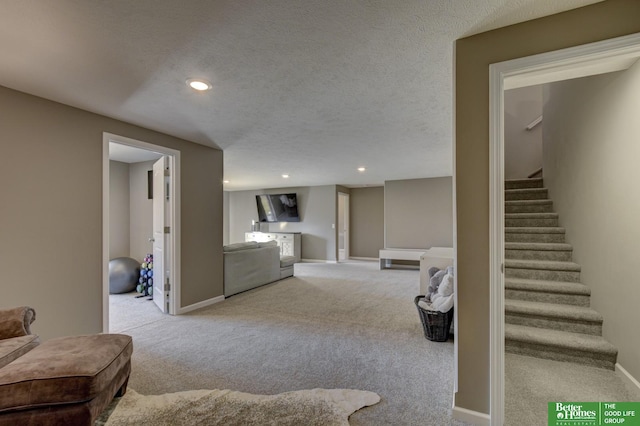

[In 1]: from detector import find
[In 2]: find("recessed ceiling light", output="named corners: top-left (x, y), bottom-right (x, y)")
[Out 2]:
top-left (186, 78), bottom-right (212, 91)
top-left (357, 167), bottom-right (366, 172)
top-left (282, 174), bottom-right (290, 178)
top-left (223, 180), bottom-right (229, 184)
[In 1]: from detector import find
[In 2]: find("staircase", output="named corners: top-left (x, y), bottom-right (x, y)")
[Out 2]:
top-left (504, 178), bottom-right (618, 370)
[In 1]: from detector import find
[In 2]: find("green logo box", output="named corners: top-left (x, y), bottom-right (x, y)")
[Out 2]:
top-left (549, 402), bottom-right (640, 426)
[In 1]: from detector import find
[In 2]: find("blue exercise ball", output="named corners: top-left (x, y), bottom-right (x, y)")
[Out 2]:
top-left (109, 257), bottom-right (141, 294)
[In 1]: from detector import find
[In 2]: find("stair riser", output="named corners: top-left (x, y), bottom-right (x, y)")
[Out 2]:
top-left (505, 289), bottom-right (590, 307)
top-left (505, 233), bottom-right (565, 243)
top-left (505, 249), bottom-right (573, 261)
top-left (505, 190), bottom-right (548, 201)
top-left (505, 180), bottom-right (544, 190)
top-left (505, 204), bottom-right (554, 214)
top-left (506, 268), bottom-right (580, 282)
top-left (505, 313), bottom-right (601, 335)
top-left (505, 341), bottom-right (615, 370)
top-left (505, 218), bottom-right (559, 227)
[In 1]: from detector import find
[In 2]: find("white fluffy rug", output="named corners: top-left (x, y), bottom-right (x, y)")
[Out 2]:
top-left (103, 388), bottom-right (380, 426)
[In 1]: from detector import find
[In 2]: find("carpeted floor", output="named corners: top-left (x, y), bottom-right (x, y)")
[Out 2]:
top-left (505, 353), bottom-right (640, 425)
top-left (110, 261), bottom-right (639, 425)
top-left (110, 261), bottom-right (468, 425)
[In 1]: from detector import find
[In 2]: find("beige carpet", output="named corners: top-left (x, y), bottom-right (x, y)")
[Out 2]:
top-left (505, 352), bottom-right (640, 425)
top-left (109, 261), bottom-right (468, 425)
top-left (103, 388), bottom-right (379, 426)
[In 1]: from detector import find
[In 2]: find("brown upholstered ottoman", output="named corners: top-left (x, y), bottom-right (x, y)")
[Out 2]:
top-left (0, 334), bottom-right (132, 426)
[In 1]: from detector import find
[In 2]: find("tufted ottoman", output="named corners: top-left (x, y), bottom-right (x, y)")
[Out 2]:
top-left (0, 334), bottom-right (132, 426)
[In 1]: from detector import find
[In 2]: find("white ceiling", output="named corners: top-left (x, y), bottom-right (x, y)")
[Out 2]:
top-left (0, 0), bottom-right (602, 191)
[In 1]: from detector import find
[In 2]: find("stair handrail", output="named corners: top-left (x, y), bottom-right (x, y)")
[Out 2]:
top-left (526, 115), bottom-right (543, 131)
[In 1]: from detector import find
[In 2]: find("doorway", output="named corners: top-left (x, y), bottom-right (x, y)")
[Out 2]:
top-left (338, 192), bottom-right (350, 261)
top-left (102, 133), bottom-right (181, 331)
top-left (489, 33), bottom-right (640, 424)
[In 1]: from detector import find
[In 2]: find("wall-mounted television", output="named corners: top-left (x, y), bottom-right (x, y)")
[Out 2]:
top-left (256, 193), bottom-right (300, 222)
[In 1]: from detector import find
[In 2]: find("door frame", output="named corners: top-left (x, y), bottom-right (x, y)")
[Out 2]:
top-left (488, 32), bottom-right (640, 424)
top-left (102, 132), bottom-right (181, 330)
top-left (338, 192), bottom-right (350, 261)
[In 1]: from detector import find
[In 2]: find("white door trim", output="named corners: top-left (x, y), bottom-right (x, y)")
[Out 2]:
top-left (489, 32), bottom-right (640, 425)
top-left (338, 192), bottom-right (349, 261)
top-left (102, 132), bottom-right (182, 331)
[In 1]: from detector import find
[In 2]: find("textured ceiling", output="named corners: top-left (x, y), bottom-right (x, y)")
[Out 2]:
top-left (0, 0), bottom-right (602, 190)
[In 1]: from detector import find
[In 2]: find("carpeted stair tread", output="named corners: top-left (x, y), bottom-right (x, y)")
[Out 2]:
top-left (505, 200), bottom-right (554, 213)
top-left (505, 188), bottom-right (549, 201)
top-left (506, 227), bottom-right (565, 234)
top-left (505, 178), bottom-right (544, 190)
top-left (505, 213), bottom-right (559, 227)
top-left (504, 188), bottom-right (547, 195)
top-left (505, 259), bottom-right (581, 272)
top-left (505, 299), bottom-right (602, 322)
top-left (505, 213), bottom-right (558, 219)
top-left (505, 324), bottom-right (617, 356)
top-left (505, 242), bottom-right (573, 251)
top-left (505, 200), bottom-right (553, 206)
top-left (505, 278), bottom-right (590, 295)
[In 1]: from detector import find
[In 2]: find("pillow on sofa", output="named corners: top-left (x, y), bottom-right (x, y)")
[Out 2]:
top-left (258, 240), bottom-right (278, 248)
top-left (223, 241), bottom-right (258, 252)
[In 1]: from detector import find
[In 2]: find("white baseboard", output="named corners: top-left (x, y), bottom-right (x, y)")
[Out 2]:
top-left (301, 259), bottom-right (337, 263)
top-left (349, 257), bottom-right (378, 262)
top-left (177, 295), bottom-right (225, 314)
top-left (452, 405), bottom-right (491, 426)
top-left (616, 363), bottom-right (640, 394)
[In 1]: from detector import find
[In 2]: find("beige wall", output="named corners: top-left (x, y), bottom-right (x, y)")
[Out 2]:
top-left (384, 177), bottom-right (453, 249)
top-left (228, 185), bottom-right (337, 261)
top-left (129, 161), bottom-right (155, 263)
top-left (109, 161), bottom-right (130, 259)
top-left (542, 63), bottom-right (640, 381)
top-left (0, 85), bottom-right (223, 340)
top-left (455, 0), bottom-right (640, 414)
top-left (505, 86), bottom-right (543, 179)
top-left (349, 186), bottom-right (384, 258)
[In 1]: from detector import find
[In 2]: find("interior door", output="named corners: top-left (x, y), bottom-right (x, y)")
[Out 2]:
top-left (152, 156), bottom-right (170, 313)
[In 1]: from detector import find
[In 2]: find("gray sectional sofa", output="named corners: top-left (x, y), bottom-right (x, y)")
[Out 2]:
top-left (223, 240), bottom-right (296, 297)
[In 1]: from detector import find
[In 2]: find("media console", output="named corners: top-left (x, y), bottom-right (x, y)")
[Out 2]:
top-left (245, 232), bottom-right (302, 263)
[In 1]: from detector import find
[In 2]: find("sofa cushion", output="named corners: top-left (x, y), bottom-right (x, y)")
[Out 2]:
top-left (0, 335), bottom-right (40, 369)
top-left (223, 241), bottom-right (258, 252)
top-left (0, 334), bottom-right (132, 412)
top-left (280, 256), bottom-right (297, 268)
top-left (258, 240), bottom-right (278, 248)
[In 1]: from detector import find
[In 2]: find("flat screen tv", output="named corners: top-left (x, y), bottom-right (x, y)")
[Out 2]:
top-left (256, 193), bottom-right (300, 223)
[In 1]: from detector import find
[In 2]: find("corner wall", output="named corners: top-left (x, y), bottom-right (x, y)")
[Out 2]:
top-left (542, 63), bottom-right (640, 381)
top-left (384, 177), bottom-right (453, 249)
top-left (455, 0), bottom-right (640, 415)
top-left (0, 85), bottom-right (223, 340)
top-left (505, 86), bottom-right (543, 179)
top-left (109, 161), bottom-right (130, 259)
top-left (350, 186), bottom-right (384, 258)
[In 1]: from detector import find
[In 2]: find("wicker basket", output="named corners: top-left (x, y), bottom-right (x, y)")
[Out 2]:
top-left (414, 295), bottom-right (453, 342)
